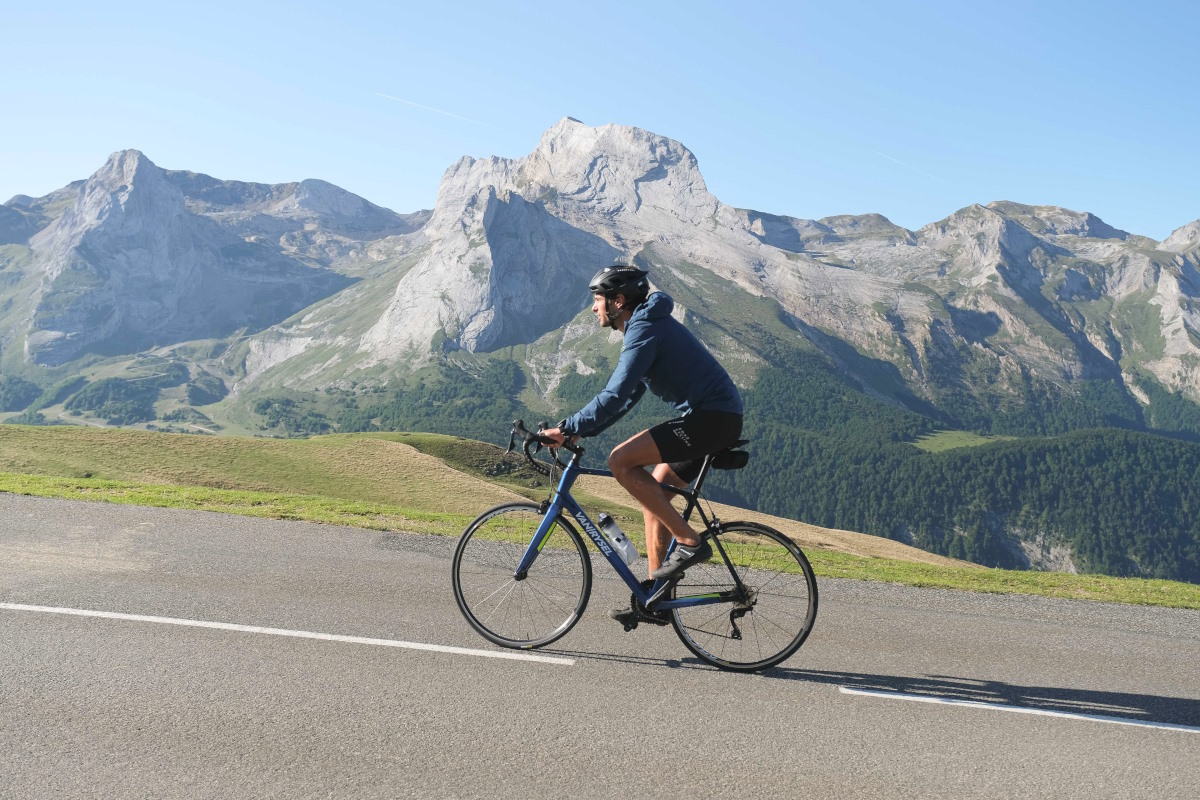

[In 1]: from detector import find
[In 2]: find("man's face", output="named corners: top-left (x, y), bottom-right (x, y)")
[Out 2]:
top-left (592, 293), bottom-right (619, 329)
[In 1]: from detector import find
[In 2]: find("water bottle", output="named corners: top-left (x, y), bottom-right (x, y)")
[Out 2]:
top-left (597, 512), bottom-right (639, 565)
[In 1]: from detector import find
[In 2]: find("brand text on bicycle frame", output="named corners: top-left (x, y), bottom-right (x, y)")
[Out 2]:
top-left (571, 509), bottom-right (615, 558)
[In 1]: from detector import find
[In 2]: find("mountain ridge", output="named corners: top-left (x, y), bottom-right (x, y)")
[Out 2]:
top-left (3, 121), bottom-right (1199, 413)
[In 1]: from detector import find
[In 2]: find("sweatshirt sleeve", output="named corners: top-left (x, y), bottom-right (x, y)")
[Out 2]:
top-left (560, 322), bottom-right (657, 437)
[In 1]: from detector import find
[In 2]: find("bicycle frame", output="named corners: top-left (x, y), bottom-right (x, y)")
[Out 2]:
top-left (513, 447), bottom-right (745, 611)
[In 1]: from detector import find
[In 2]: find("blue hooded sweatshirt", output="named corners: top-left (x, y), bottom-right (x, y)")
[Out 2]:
top-left (560, 292), bottom-right (743, 438)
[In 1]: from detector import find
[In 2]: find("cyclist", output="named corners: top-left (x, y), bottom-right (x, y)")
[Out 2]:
top-left (540, 265), bottom-right (743, 623)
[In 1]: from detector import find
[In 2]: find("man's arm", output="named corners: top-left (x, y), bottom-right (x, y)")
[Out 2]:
top-left (559, 324), bottom-right (656, 438)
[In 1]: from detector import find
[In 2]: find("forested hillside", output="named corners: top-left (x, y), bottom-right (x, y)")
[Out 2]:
top-left (730, 393), bottom-right (1200, 582)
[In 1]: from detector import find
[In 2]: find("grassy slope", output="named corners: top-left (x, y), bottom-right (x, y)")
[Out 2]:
top-left (1, 425), bottom-right (1197, 609)
top-left (912, 430), bottom-right (1018, 453)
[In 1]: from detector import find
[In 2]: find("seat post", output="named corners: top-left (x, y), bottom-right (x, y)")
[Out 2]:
top-left (689, 454), bottom-right (717, 496)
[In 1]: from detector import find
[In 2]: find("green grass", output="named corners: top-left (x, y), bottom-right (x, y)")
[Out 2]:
top-left (806, 549), bottom-right (1199, 608)
top-left (912, 429), bottom-right (1017, 452)
top-left (0, 471), bottom-right (471, 535)
top-left (1112, 291), bottom-right (1168, 363)
top-left (2, 425), bottom-right (1199, 609)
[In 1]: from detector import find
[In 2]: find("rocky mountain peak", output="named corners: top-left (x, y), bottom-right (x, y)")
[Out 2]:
top-left (911, 204), bottom-right (1050, 292)
top-left (427, 118), bottom-right (717, 238)
top-left (272, 178), bottom-right (369, 217)
top-left (30, 150), bottom-right (185, 274)
top-left (78, 150), bottom-right (175, 213)
top-left (986, 201), bottom-right (1128, 240)
top-left (818, 213), bottom-right (914, 242)
top-left (16, 149), bottom-right (356, 367)
top-left (919, 203), bottom-right (1027, 248)
top-left (522, 117), bottom-right (712, 217)
top-left (370, 118), bottom-right (726, 358)
top-left (1161, 220), bottom-right (1200, 253)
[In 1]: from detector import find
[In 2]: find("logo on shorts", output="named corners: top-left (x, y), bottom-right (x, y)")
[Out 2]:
top-left (672, 426), bottom-right (692, 446)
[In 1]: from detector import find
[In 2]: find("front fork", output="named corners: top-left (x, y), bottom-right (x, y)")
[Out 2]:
top-left (514, 498), bottom-right (559, 580)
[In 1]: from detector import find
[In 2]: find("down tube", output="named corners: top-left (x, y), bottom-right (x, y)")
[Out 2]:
top-left (559, 494), bottom-right (645, 588)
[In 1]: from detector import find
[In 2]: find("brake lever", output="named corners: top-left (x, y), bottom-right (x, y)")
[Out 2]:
top-left (508, 420), bottom-right (552, 476)
top-left (532, 421), bottom-right (556, 455)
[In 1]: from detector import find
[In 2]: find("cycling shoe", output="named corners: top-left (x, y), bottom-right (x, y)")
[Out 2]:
top-left (649, 540), bottom-right (713, 581)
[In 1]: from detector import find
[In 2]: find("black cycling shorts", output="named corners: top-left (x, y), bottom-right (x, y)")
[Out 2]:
top-left (648, 410), bottom-right (744, 485)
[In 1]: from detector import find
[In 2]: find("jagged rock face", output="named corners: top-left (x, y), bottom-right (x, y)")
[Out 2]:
top-left (425, 119), bottom-right (719, 239)
top-left (162, 172), bottom-right (428, 263)
top-left (364, 118), bottom-right (713, 358)
top-left (803, 202), bottom-right (1200, 399)
top-left (27, 151), bottom-right (192, 362)
top-left (985, 201), bottom-right (1129, 240)
top-left (22, 151), bottom-right (352, 365)
top-left (361, 186), bottom-right (618, 359)
top-left (1161, 220), bottom-right (1200, 254)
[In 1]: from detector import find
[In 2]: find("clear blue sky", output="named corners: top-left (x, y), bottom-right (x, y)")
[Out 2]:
top-left (3, 1), bottom-right (1197, 240)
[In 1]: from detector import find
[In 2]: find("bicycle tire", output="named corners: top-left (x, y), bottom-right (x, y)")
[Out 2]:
top-left (669, 522), bottom-right (817, 672)
top-left (452, 502), bottom-right (592, 649)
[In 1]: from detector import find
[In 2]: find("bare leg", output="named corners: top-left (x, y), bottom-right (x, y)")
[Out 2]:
top-left (609, 430), bottom-right (699, 558)
top-left (644, 463), bottom-right (689, 574)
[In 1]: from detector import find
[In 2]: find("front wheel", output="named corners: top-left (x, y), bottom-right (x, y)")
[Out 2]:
top-left (669, 522), bottom-right (818, 672)
top-left (452, 502), bottom-right (592, 649)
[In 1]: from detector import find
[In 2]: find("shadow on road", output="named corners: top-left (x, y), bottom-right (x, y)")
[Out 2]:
top-left (546, 648), bottom-right (1200, 727)
top-left (765, 668), bottom-right (1200, 728)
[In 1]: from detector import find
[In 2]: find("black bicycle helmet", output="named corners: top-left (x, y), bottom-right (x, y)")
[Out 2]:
top-left (589, 265), bottom-right (650, 303)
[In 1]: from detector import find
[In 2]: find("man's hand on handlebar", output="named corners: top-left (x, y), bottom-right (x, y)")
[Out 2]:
top-left (539, 427), bottom-right (578, 448)
top-left (507, 420), bottom-right (580, 476)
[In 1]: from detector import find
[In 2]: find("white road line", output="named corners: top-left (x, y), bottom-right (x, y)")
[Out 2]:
top-left (839, 686), bottom-right (1199, 733)
top-left (0, 603), bottom-right (574, 667)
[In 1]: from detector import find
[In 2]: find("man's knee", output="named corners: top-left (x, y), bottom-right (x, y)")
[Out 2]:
top-left (608, 430), bottom-right (663, 475)
top-left (609, 443), bottom-right (648, 474)
top-left (608, 446), bottom-right (640, 474)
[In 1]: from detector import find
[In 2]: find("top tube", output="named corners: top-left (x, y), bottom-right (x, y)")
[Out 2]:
top-left (550, 444), bottom-right (713, 531)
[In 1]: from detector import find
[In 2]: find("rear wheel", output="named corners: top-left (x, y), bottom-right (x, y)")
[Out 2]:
top-left (452, 502), bottom-right (591, 649)
top-left (669, 522), bottom-right (817, 672)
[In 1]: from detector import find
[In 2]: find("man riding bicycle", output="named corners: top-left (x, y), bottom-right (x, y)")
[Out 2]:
top-left (541, 265), bottom-right (744, 624)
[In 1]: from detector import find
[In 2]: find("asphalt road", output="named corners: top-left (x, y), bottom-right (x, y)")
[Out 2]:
top-left (2, 494), bottom-right (1198, 799)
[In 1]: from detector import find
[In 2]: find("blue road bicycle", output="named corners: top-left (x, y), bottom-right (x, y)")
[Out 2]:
top-left (451, 421), bottom-right (818, 672)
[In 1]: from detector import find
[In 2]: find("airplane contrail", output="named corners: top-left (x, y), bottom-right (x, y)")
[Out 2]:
top-left (376, 92), bottom-right (514, 133)
top-left (873, 150), bottom-right (947, 184)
